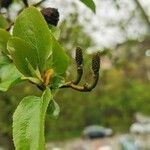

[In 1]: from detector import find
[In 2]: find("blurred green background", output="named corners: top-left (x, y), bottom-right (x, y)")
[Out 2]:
top-left (0, 0), bottom-right (150, 149)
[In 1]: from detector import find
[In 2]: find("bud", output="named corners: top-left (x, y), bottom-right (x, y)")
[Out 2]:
top-left (75, 47), bottom-right (83, 66)
top-left (0, 0), bottom-right (12, 8)
top-left (92, 52), bottom-right (100, 74)
top-left (41, 7), bottom-right (59, 26)
top-left (43, 68), bottom-right (54, 86)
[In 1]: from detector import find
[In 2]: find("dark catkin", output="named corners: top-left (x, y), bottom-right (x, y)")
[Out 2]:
top-left (75, 47), bottom-right (83, 66)
top-left (41, 7), bottom-right (59, 26)
top-left (92, 52), bottom-right (100, 74)
top-left (0, 0), bottom-right (12, 8)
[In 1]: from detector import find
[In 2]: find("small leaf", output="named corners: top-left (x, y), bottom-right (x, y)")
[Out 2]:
top-left (0, 60), bottom-right (22, 91)
top-left (47, 99), bottom-right (60, 119)
top-left (0, 65), bottom-right (21, 91)
top-left (0, 29), bottom-right (11, 54)
top-left (50, 75), bottom-right (65, 90)
top-left (7, 37), bottom-right (38, 76)
top-left (80, 0), bottom-right (96, 13)
top-left (49, 24), bottom-right (60, 40)
top-left (13, 6), bottom-right (52, 72)
top-left (25, 58), bottom-right (42, 81)
top-left (0, 15), bottom-right (9, 29)
top-left (13, 88), bottom-right (52, 150)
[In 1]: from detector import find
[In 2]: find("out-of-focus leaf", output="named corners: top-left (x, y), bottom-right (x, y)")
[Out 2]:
top-left (0, 15), bottom-right (9, 29)
top-left (0, 63), bottom-right (22, 92)
top-left (47, 99), bottom-right (60, 119)
top-left (13, 88), bottom-right (52, 150)
top-left (0, 29), bottom-right (11, 54)
top-left (80, 0), bottom-right (96, 13)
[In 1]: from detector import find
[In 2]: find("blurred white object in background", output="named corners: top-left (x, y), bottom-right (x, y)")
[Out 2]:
top-left (98, 145), bottom-right (112, 150)
top-left (52, 148), bottom-right (61, 150)
top-left (128, 113), bottom-right (150, 150)
top-left (135, 113), bottom-right (150, 124)
top-left (120, 134), bottom-right (141, 150)
top-left (130, 113), bottom-right (150, 134)
top-left (130, 123), bottom-right (150, 134)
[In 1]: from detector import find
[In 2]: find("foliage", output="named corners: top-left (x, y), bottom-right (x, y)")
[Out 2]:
top-left (0, 0), bottom-right (97, 149)
top-left (0, 10), bottom-right (97, 148)
top-left (13, 88), bottom-right (51, 150)
top-left (0, 6), bottom-right (69, 150)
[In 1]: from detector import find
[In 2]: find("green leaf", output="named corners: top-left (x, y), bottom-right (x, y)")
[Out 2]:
top-left (7, 37), bottom-right (38, 76)
top-left (47, 99), bottom-right (60, 119)
top-left (50, 75), bottom-right (65, 90)
top-left (25, 58), bottom-right (42, 81)
top-left (44, 37), bottom-right (69, 75)
top-left (13, 6), bottom-right (69, 75)
top-left (13, 6), bottom-right (52, 72)
top-left (0, 56), bottom-right (22, 91)
top-left (51, 36), bottom-right (69, 75)
top-left (0, 52), bottom-right (11, 66)
top-left (0, 29), bottom-right (11, 54)
top-left (13, 88), bottom-right (52, 150)
top-left (0, 64), bottom-right (21, 91)
top-left (0, 15), bottom-right (9, 29)
top-left (49, 25), bottom-right (60, 40)
top-left (21, 76), bottom-right (42, 85)
top-left (80, 0), bottom-right (96, 13)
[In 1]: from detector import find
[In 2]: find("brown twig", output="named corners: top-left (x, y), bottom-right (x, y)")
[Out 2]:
top-left (60, 73), bottom-right (99, 92)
